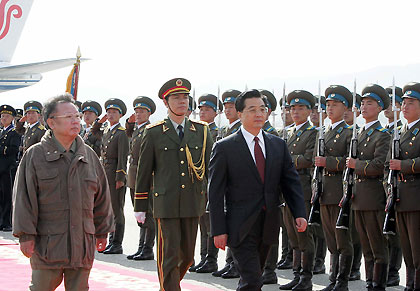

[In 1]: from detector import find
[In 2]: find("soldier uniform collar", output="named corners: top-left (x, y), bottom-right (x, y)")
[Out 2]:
top-left (363, 120), bottom-right (379, 131)
top-left (110, 122), bottom-right (120, 131)
top-left (229, 118), bottom-right (240, 129)
top-left (137, 120), bottom-right (149, 129)
top-left (294, 120), bottom-right (307, 131)
top-left (29, 121), bottom-right (39, 129)
top-left (408, 118), bottom-right (420, 129)
top-left (331, 120), bottom-right (345, 130)
top-left (169, 116), bottom-right (186, 131)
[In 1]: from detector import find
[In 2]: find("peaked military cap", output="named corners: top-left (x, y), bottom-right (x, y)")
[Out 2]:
top-left (385, 86), bottom-right (403, 104)
top-left (105, 98), bottom-right (127, 116)
top-left (0, 104), bottom-right (16, 116)
top-left (15, 109), bottom-right (24, 118)
top-left (74, 100), bottom-right (82, 112)
top-left (24, 101), bottom-right (43, 113)
top-left (325, 85), bottom-right (352, 108)
top-left (402, 82), bottom-right (420, 101)
top-left (313, 95), bottom-right (327, 111)
top-left (158, 78), bottom-right (191, 99)
top-left (287, 90), bottom-right (315, 109)
top-left (133, 96), bottom-right (156, 114)
top-left (198, 94), bottom-right (223, 112)
top-left (260, 90), bottom-right (277, 111)
top-left (361, 84), bottom-right (389, 109)
top-left (188, 95), bottom-right (197, 111)
top-left (81, 100), bottom-right (102, 116)
top-left (222, 89), bottom-right (241, 104)
top-left (279, 97), bottom-right (290, 108)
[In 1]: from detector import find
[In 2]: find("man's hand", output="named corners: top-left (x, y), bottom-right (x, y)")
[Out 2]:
top-left (389, 159), bottom-right (402, 171)
top-left (98, 115), bottom-right (108, 124)
top-left (20, 240), bottom-right (35, 258)
top-left (19, 115), bottom-right (27, 123)
top-left (128, 113), bottom-right (136, 123)
top-left (96, 238), bottom-right (107, 252)
top-left (314, 156), bottom-right (326, 167)
top-left (116, 181), bottom-right (124, 189)
top-left (134, 212), bottom-right (146, 224)
top-left (214, 234), bottom-right (228, 250)
top-left (346, 157), bottom-right (356, 169)
top-left (295, 218), bottom-right (307, 233)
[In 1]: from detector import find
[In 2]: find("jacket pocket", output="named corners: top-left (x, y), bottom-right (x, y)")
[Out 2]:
top-left (36, 168), bottom-right (60, 204)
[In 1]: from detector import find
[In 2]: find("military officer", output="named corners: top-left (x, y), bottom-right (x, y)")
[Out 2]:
top-left (81, 100), bottom-right (103, 157)
top-left (260, 90), bottom-right (279, 137)
top-left (385, 82), bottom-right (420, 291)
top-left (193, 93), bottom-right (223, 274)
top-left (310, 95), bottom-right (327, 128)
top-left (14, 109), bottom-right (26, 135)
top-left (383, 86), bottom-right (403, 287)
top-left (211, 89), bottom-right (242, 279)
top-left (346, 84), bottom-right (390, 290)
top-left (99, 98), bottom-right (129, 254)
top-left (279, 90), bottom-right (317, 291)
top-left (22, 101), bottom-right (46, 153)
top-left (125, 96), bottom-right (156, 261)
top-left (0, 105), bottom-right (21, 231)
top-left (314, 85), bottom-right (354, 291)
top-left (133, 78), bottom-right (213, 290)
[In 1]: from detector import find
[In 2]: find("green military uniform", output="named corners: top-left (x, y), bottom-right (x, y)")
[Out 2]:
top-left (22, 101), bottom-right (46, 153)
top-left (125, 96), bottom-right (156, 261)
top-left (100, 98), bottom-right (129, 254)
top-left (81, 101), bottom-right (103, 157)
top-left (134, 78), bottom-right (213, 290)
top-left (316, 85), bottom-right (354, 290)
top-left (385, 83), bottom-right (420, 290)
top-left (352, 84), bottom-right (390, 290)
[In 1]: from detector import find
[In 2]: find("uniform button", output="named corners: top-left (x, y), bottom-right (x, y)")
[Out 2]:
top-left (180, 160), bottom-right (185, 164)
top-left (54, 151), bottom-right (57, 153)
top-left (28, 136), bottom-right (31, 139)
top-left (180, 148), bottom-right (184, 152)
top-left (195, 146), bottom-right (199, 149)
top-left (405, 151), bottom-right (409, 155)
top-left (164, 147), bottom-right (168, 151)
top-left (181, 185), bottom-right (185, 189)
top-left (360, 152), bottom-right (363, 155)
top-left (358, 179), bottom-right (362, 182)
top-left (181, 172), bottom-right (185, 176)
top-left (293, 144), bottom-right (296, 147)
top-left (291, 151), bottom-right (294, 154)
top-left (154, 193), bottom-right (158, 197)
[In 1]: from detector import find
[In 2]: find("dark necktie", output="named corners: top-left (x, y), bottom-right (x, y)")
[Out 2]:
top-left (178, 125), bottom-right (184, 140)
top-left (254, 136), bottom-right (265, 182)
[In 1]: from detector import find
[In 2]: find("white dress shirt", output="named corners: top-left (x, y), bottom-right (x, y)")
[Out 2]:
top-left (241, 126), bottom-right (266, 164)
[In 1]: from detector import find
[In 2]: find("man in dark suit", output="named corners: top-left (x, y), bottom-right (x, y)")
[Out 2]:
top-left (209, 90), bottom-right (307, 290)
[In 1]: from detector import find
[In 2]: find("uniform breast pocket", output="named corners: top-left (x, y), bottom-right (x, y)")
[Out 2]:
top-left (187, 143), bottom-right (203, 160)
top-left (37, 168), bottom-right (60, 204)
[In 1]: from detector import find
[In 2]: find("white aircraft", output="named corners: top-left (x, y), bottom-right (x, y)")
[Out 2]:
top-left (0, 0), bottom-right (82, 93)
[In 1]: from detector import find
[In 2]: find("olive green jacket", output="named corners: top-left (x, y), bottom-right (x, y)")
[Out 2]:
top-left (222, 120), bottom-right (241, 137)
top-left (263, 120), bottom-right (279, 136)
top-left (23, 122), bottom-right (46, 152)
top-left (134, 117), bottom-right (213, 218)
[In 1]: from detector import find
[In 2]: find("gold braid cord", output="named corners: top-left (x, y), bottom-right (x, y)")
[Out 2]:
top-left (185, 126), bottom-right (207, 183)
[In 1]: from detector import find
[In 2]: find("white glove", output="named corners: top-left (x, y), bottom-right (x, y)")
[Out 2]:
top-left (134, 212), bottom-right (146, 224)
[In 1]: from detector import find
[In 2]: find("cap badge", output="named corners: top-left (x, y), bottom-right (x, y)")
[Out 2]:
top-left (331, 94), bottom-right (335, 97)
top-left (176, 79), bottom-right (183, 86)
top-left (295, 98), bottom-right (299, 103)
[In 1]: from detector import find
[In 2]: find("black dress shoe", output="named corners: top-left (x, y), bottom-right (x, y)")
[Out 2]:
top-left (262, 271), bottom-right (277, 284)
top-left (221, 265), bottom-right (240, 279)
top-left (212, 264), bottom-right (230, 277)
top-left (189, 259), bottom-right (205, 272)
top-left (386, 275), bottom-right (400, 287)
top-left (2, 226), bottom-right (12, 232)
top-left (277, 258), bottom-right (293, 270)
top-left (127, 248), bottom-right (143, 260)
top-left (99, 243), bottom-right (113, 253)
top-left (349, 270), bottom-right (361, 281)
top-left (279, 276), bottom-right (300, 290)
top-left (196, 261), bottom-right (218, 273)
top-left (313, 262), bottom-right (326, 274)
top-left (133, 250), bottom-right (154, 260)
top-left (103, 244), bottom-right (123, 254)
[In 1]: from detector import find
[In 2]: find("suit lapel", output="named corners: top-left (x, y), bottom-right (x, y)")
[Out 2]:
top-left (163, 118), bottom-right (181, 145)
top-left (235, 131), bottom-right (262, 183)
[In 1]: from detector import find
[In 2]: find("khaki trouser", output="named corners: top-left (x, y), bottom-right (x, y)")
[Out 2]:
top-left (30, 268), bottom-right (90, 291)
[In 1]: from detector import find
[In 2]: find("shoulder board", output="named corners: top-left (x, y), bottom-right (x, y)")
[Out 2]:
top-left (413, 128), bottom-right (419, 136)
top-left (307, 125), bottom-right (316, 130)
top-left (190, 119), bottom-right (208, 126)
top-left (265, 126), bottom-right (274, 132)
top-left (375, 126), bottom-right (388, 133)
top-left (117, 126), bottom-right (125, 131)
top-left (210, 124), bottom-right (218, 130)
top-left (38, 124), bottom-right (45, 130)
top-left (337, 127), bottom-right (344, 134)
top-left (344, 124), bottom-right (352, 129)
top-left (146, 120), bottom-right (165, 129)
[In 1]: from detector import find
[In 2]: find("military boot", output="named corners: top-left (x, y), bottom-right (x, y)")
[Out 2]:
top-left (127, 228), bottom-right (144, 260)
top-left (365, 260), bottom-right (374, 290)
top-left (292, 251), bottom-right (313, 291)
top-left (321, 253), bottom-right (339, 291)
top-left (134, 227), bottom-right (154, 260)
top-left (349, 243), bottom-right (362, 281)
top-left (332, 255), bottom-right (353, 291)
top-left (313, 236), bottom-right (326, 275)
top-left (405, 267), bottom-right (415, 291)
top-left (279, 249), bottom-right (301, 290)
top-left (414, 269), bottom-right (420, 291)
top-left (196, 236), bottom-right (219, 273)
top-left (372, 263), bottom-right (388, 291)
top-left (100, 232), bottom-right (114, 253)
top-left (104, 223), bottom-right (124, 254)
top-left (387, 245), bottom-right (402, 287)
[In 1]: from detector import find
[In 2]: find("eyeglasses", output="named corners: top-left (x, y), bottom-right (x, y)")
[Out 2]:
top-left (243, 107), bottom-right (268, 115)
top-left (50, 113), bottom-right (83, 121)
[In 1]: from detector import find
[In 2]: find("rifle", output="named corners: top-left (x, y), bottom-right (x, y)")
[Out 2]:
top-left (336, 80), bottom-right (357, 229)
top-left (308, 81), bottom-right (324, 226)
top-left (281, 83), bottom-right (288, 142)
top-left (192, 88), bottom-right (197, 120)
top-left (383, 77), bottom-right (400, 235)
top-left (216, 86), bottom-right (223, 141)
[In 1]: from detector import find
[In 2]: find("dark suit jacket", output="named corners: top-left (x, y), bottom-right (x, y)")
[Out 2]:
top-left (208, 129), bottom-right (306, 248)
top-left (0, 126), bottom-right (21, 174)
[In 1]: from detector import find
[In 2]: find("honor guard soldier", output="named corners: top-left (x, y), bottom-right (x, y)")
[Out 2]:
top-left (133, 78), bottom-right (213, 290)
top-left (279, 90), bottom-right (317, 291)
top-left (14, 109), bottom-right (25, 135)
top-left (383, 86), bottom-right (403, 287)
top-left (344, 94), bottom-right (361, 127)
top-left (346, 84), bottom-right (390, 291)
top-left (125, 96), bottom-right (156, 261)
top-left (212, 89), bottom-right (242, 279)
top-left (192, 93), bottom-right (223, 274)
top-left (0, 105), bottom-right (21, 231)
top-left (22, 101), bottom-right (46, 153)
top-left (100, 98), bottom-right (129, 254)
top-left (81, 100), bottom-right (103, 157)
top-left (314, 85), bottom-right (354, 291)
top-left (260, 90), bottom-right (279, 136)
top-left (385, 82), bottom-right (420, 291)
top-left (311, 96), bottom-right (327, 128)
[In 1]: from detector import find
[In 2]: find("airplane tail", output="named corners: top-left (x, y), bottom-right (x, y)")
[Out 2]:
top-left (0, 0), bottom-right (33, 63)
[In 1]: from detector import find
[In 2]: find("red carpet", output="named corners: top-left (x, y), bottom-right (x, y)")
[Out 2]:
top-left (0, 239), bottom-right (221, 291)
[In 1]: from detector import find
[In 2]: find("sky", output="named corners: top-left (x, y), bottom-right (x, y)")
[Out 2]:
top-left (2, 0), bottom-right (420, 126)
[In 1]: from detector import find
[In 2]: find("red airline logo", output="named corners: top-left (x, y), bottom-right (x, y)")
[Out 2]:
top-left (0, 0), bottom-right (22, 40)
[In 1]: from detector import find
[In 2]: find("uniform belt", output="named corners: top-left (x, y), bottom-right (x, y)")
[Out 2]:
top-left (323, 170), bottom-right (342, 177)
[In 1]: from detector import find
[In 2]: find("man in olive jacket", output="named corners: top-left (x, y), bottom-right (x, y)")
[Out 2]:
top-left (12, 94), bottom-right (114, 291)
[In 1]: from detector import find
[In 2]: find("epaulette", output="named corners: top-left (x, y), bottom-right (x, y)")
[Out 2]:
top-left (375, 126), bottom-right (388, 133)
top-left (38, 124), bottom-right (45, 130)
top-left (117, 126), bottom-right (125, 131)
top-left (344, 124), bottom-right (352, 129)
top-left (210, 124), bottom-right (218, 130)
top-left (265, 126), bottom-right (275, 132)
top-left (190, 119), bottom-right (208, 126)
top-left (307, 125), bottom-right (316, 130)
top-left (146, 120), bottom-right (165, 129)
